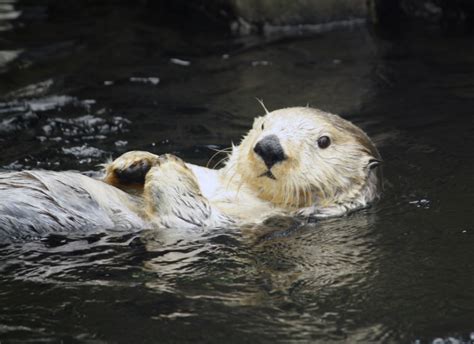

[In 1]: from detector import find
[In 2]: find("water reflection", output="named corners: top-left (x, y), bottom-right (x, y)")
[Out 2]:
top-left (0, 0), bottom-right (19, 33)
top-left (0, 49), bottom-right (22, 69)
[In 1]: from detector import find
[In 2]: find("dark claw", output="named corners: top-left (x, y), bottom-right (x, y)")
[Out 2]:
top-left (114, 159), bottom-right (152, 185)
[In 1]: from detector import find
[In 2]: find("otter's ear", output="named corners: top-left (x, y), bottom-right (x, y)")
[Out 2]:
top-left (368, 158), bottom-right (382, 170)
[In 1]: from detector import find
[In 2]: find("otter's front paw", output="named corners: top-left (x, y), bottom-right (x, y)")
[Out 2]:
top-left (104, 151), bottom-right (160, 188)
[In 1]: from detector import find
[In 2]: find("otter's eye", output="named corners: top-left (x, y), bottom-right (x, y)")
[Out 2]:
top-left (317, 136), bottom-right (331, 149)
top-left (261, 123), bottom-right (265, 130)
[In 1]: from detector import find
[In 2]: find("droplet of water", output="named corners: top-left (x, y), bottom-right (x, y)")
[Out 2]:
top-left (62, 144), bottom-right (106, 158)
top-left (409, 198), bottom-right (431, 209)
top-left (129, 77), bottom-right (160, 85)
top-left (251, 60), bottom-right (270, 67)
top-left (170, 58), bottom-right (191, 66)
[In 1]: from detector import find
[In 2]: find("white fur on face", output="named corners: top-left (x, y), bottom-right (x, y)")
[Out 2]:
top-left (227, 107), bottom-right (381, 210)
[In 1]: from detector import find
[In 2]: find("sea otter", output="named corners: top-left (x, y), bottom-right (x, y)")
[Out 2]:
top-left (0, 107), bottom-right (382, 240)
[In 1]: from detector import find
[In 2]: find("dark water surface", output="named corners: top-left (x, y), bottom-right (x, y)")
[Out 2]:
top-left (1, 3), bottom-right (474, 343)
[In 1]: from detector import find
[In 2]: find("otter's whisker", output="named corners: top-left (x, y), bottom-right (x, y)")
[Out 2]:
top-left (256, 98), bottom-right (270, 114)
top-left (282, 180), bottom-right (290, 208)
top-left (294, 179), bottom-right (301, 209)
top-left (285, 180), bottom-right (291, 208)
top-left (292, 177), bottom-right (299, 208)
top-left (304, 184), bottom-right (311, 207)
top-left (300, 175), bottom-right (312, 207)
top-left (206, 147), bottom-right (232, 168)
top-left (223, 163), bottom-right (239, 191)
top-left (235, 177), bottom-right (245, 199)
top-left (212, 156), bottom-right (229, 170)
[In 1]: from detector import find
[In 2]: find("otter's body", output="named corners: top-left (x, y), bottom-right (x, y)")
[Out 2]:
top-left (0, 171), bottom-right (147, 240)
top-left (0, 107), bottom-right (382, 239)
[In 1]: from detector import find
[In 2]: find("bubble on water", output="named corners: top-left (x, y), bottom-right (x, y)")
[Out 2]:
top-left (170, 58), bottom-right (191, 66)
top-left (129, 77), bottom-right (160, 85)
top-left (26, 95), bottom-right (76, 112)
top-left (409, 198), bottom-right (431, 209)
top-left (82, 135), bottom-right (106, 141)
top-left (62, 144), bottom-right (106, 159)
top-left (5, 79), bottom-right (54, 99)
top-left (0, 95), bottom-right (104, 135)
top-left (3, 160), bottom-right (24, 170)
top-left (0, 49), bottom-right (23, 68)
top-left (251, 60), bottom-right (270, 67)
top-left (0, 111), bottom-right (39, 134)
top-left (430, 337), bottom-right (465, 344)
top-left (42, 115), bottom-right (130, 140)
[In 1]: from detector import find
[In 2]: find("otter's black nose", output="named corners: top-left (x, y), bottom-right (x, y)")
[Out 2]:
top-left (253, 135), bottom-right (286, 169)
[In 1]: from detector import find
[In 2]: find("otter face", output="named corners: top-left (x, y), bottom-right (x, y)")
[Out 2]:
top-left (231, 107), bottom-right (382, 210)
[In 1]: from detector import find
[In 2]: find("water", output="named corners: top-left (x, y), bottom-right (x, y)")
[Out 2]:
top-left (1, 2), bottom-right (474, 343)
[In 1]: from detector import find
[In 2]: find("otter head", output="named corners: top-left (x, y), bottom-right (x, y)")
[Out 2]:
top-left (228, 107), bottom-right (382, 211)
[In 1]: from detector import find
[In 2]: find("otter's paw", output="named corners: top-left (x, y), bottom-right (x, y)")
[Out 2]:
top-left (157, 154), bottom-right (188, 168)
top-left (146, 154), bottom-right (196, 186)
top-left (144, 154), bottom-right (216, 228)
top-left (104, 151), bottom-right (160, 187)
top-left (144, 154), bottom-right (201, 201)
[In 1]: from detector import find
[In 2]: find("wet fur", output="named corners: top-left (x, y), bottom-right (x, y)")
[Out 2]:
top-left (0, 107), bottom-right (382, 240)
top-left (220, 107), bottom-right (382, 219)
